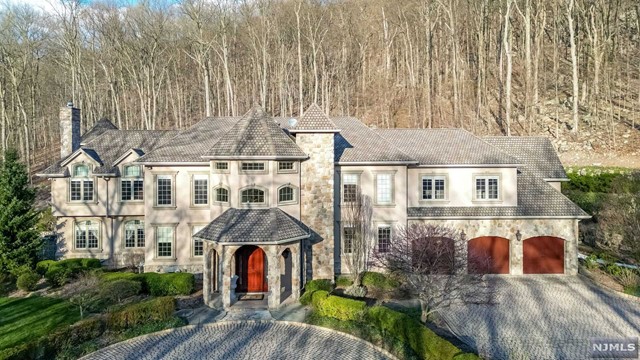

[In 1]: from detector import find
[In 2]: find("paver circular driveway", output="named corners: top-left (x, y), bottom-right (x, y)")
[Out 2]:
top-left (82, 321), bottom-right (394, 360)
top-left (440, 276), bottom-right (640, 360)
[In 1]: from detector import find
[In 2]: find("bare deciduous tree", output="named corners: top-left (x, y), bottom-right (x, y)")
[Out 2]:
top-left (341, 191), bottom-right (373, 296)
top-left (374, 224), bottom-right (494, 322)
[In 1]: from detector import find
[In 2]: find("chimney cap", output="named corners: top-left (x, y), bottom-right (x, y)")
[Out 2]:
top-left (66, 101), bottom-right (73, 108)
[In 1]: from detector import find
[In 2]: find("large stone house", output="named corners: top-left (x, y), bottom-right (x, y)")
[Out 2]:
top-left (38, 104), bottom-right (589, 309)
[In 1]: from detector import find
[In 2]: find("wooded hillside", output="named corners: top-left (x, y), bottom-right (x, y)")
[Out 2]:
top-left (0, 0), bottom-right (639, 175)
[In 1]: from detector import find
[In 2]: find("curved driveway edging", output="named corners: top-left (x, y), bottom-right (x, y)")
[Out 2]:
top-left (81, 320), bottom-right (397, 360)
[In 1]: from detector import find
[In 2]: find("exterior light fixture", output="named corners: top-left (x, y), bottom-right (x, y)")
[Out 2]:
top-left (516, 230), bottom-right (522, 242)
top-left (461, 230), bottom-right (466, 240)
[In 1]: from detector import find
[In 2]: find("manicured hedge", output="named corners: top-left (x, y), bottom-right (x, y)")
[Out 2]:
top-left (315, 294), bottom-right (366, 322)
top-left (300, 279), bottom-right (335, 305)
top-left (38, 258), bottom-right (103, 287)
top-left (107, 297), bottom-right (176, 330)
top-left (101, 272), bottom-right (195, 296)
top-left (35, 260), bottom-right (56, 275)
top-left (367, 306), bottom-right (478, 360)
top-left (361, 272), bottom-right (399, 290)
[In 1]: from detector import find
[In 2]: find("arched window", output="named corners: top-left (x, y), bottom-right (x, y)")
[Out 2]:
top-left (214, 186), bottom-right (229, 203)
top-left (70, 164), bottom-right (93, 202)
top-left (241, 188), bottom-right (265, 204)
top-left (75, 220), bottom-right (100, 249)
top-left (278, 185), bottom-right (296, 204)
top-left (124, 220), bottom-right (145, 248)
top-left (121, 165), bottom-right (144, 201)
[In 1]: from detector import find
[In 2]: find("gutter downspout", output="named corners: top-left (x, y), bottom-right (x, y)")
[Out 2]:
top-left (105, 177), bottom-right (113, 267)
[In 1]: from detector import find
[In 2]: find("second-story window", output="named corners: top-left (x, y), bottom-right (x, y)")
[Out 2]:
top-left (121, 165), bottom-right (144, 201)
top-left (241, 188), bottom-right (265, 204)
top-left (422, 176), bottom-right (446, 200)
top-left (475, 176), bottom-right (500, 200)
top-left (214, 162), bottom-right (228, 171)
top-left (156, 175), bottom-right (173, 206)
top-left (192, 174), bottom-right (209, 206)
top-left (278, 185), bottom-right (295, 203)
top-left (342, 173), bottom-right (359, 203)
top-left (241, 162), bottom-right (265, 171)
top-left (278, 161), bottom-right (296, 173)
top-left (375, 173), bottom-right (393, 204)
top-left (215, 187), bottom-right (229, 203)
top-left (70, 164), bottom-right (93, 202)
top-left (124, 220), bottom-right (145, 248)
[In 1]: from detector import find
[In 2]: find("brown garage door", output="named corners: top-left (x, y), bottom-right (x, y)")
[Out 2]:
top-left (468, 236), bottom-right (510, 274)
top-left (523, 236), bottom-right (564, 274)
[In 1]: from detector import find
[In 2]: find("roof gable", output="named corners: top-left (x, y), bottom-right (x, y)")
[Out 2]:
top-left (81, 118), bottom-right (118, 144)
top-left (60, 148), bottom-right (103, 167)
top-left (203, 106), bottom-right (307, 159)
top-left (289, 103), bottom-right (340, 133)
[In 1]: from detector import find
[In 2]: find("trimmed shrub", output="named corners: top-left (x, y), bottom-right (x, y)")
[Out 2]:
top-left (305, 279), bottom-right (334, 292)
top-left (45, 317), bottom-right (106, 353)
top-left (299, 290), bottom-right (315, 305)
top-left (107, 296), bottom-right (176, 330)
top-left (81, 258), bottom-right (102, 269)
top-left (361, 272), bottom-right (399, 290)
top-left (36, 260), bottom-right (56, 275)
top-left (16, 271), bottom-right (40, 292)
top-left (311, 290), bottom-right (329, 309)
top-left (99, 279), bottom-right (142, 303)
top-left (0, 343), bottom-right (34, 360)
top-left (43, 258), bottom-right (103, 287)
top-left (366, 306), bottom-right (474, 360)
top-left (144, 273), bottom-right (195, 296)
top-left (45, 266), bottom-right (73, 287)
top-left (316, 295), bottom-right (366, 322)
top-left (335, 275), bottom-right (353, 287)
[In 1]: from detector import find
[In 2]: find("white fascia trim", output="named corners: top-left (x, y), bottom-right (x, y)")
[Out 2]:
top-left (60, 148), bottom-right (103, 167)
top-left (544, 178), bottom-right (570, 182)
top-left (201, 155), bottom-right (308, 160)
top-left (198, 233), bottom-right (310, 245)
top-left (35, 173), bottom-right (66, 178)
top-left (408, 215), bottom-right (591, 220)
top-left (337, 161), bottom-right (418, 165)
top-left (95, 174), bottom-right (117, 177)
top-left (112, 149), bottom-right (143, 166)
top-left (411, 164), bottom-right (522, 168)
top-left (134, 162), bottom-right (210, 166)
top-left (288, 129), bottom-right (341, 133)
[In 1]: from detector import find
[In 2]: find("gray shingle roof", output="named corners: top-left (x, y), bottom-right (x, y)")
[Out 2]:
top-left (331, 118), bottom-right (416, 163)
top-left (376, 128), bottom-right (520, 166)
top-left (483, 136), bottom-right (568, 179)
top-left (194, 208), bottom-right (309, 243)
top-left (289, 104), bottom-right (339, 132)
top-left (203, 107), bottom-right (307, 159)
top-left (408, 170), bottom-right (589, 219)
top-left (81, 118), bottom-right (118, 143)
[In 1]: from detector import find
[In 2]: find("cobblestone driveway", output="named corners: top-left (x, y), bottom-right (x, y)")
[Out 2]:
top-left (82, 321), bottom-right (393, 360)
top-left (440, 276), bottom-right (640, 360)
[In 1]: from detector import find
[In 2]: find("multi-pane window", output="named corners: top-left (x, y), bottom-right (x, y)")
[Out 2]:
top-left (422, 176), bottom-right (446, 200)
top-left (342, 173), bottom-right (359, 203)
top-left (475, 176), bottom-right (500, 200)
top-left (156, 226), bottom-right (174, 258)
top-left (241, 188), bottom-right (265, 204)
top-left (214, 162), bottom-right (228, 171)
top-left (192, 225), bottom-right (205, 257)
top-left (377, 225), bottom-right (391, 253)
top-left (192, 174), bottom-right (209, 205)
top-left (241, 162), bottom-right (265, 171)
top-left (278, 161), bottom-right (295, 172)
top-left (278, 186), bottom-right (295, 203)
top-left (215, 187), bottom-right (229, 203)
top-left (343, 226), bottom-right (355, 254)
top-left (121, 165), bottom-right (143, 201)
top-left (75, 220), bottom-right (99, 249)
top-left (124, 220), bottom-right (145, 248)
top-left (376, 173), bottom-right (393, 204)
top-left (156, 175), bottom-right (173, 206)
top-left (70, 165), bottom-right (93, 202)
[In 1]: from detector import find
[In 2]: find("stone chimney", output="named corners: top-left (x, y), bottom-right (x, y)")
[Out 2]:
top-left (59, 103), bottom-right (81, 158)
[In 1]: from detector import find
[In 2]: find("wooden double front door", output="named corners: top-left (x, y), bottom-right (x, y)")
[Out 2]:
top-left (235, 245), bottom-right (268, 293)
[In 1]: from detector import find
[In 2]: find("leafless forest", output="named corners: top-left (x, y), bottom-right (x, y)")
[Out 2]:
top-left (0, 0), bottom-right (639, 174)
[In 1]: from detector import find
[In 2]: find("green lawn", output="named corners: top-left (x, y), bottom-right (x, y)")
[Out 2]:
top-left (0, 296), bottom-right (80, 351)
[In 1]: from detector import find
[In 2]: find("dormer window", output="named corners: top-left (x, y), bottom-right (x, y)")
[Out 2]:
top-left (70, 164), bottom-right (94, 202)
top-left (475, 176), bottom-right (500, 200)
top-left (121, 165), bottom-right (144, 201)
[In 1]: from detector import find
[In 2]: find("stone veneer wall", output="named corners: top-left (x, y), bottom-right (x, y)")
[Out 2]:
top-left (408, 218), bottom-right (580, 275)
top-left (59, 106), bottom-right (81, 158)
top-left (296, 133), bottom-right (335, 280)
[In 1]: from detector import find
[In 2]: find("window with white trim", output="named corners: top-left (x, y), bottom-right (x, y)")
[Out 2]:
top-left (342, 173), bottom-right (359, 203)
top-left (155, 175), bottom-right (173, 206)
top-left (278, 161), bottom-right (295, 173)
top-left (156, 226), bottom-right (174, 258)
top-left (70, 164), bottom-right (94, 202)
top-left (214, 162), bottom-right (228, 171)
top-left (215, 187), bottom-right (229, 203)
top-left (278, 186), bottom-right (295, 203)
top-left (343, 226), bottom-right (354, 254)
top-left (75, 220), bottom-right (99, 249)
top-left (192, 225), bottom-right (205, 257)
top-left (421, 176), bottom-right (446, 200)
top-left (241, 188), bottom-right (265, 204)
top-left (124, 220), bottom-right (145, 248)
top-left (121, 165), bottom-right (143, 201)
top-left (376, 173), bottom-right (393, 204)
top-left (241, 162), bottom-right (265, 171)
top-left (192, 174), bottom-right (209, 205)
top-left (475, 176), bottom-right (499, 200)
top-left (377, 225), bottom-right (391, 253)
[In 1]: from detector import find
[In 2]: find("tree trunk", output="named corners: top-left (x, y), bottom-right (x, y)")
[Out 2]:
top-left (567, 0), bottom-right (580, 133)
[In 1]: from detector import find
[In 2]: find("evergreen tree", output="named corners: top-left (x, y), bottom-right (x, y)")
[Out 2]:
top-left (0, 149), bottom-right (41, 274)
